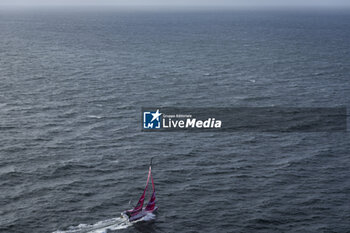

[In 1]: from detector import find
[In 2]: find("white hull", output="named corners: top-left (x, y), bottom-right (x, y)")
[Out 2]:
top-left (121, 207), bottom-right (158, 222)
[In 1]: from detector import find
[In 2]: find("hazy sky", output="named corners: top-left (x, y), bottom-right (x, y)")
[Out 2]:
top-left (1, 0), bottom-right (350, 7)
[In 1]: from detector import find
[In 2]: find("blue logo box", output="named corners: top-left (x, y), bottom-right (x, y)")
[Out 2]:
top-left (143, 110), bottom-right (162, 129)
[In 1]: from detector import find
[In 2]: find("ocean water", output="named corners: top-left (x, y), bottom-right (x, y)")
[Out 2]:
top-left (0, 8), bottom-right (350, 233)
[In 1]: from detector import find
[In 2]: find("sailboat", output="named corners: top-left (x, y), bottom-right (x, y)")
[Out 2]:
top-left (121, 159), bottom-right (158, 222)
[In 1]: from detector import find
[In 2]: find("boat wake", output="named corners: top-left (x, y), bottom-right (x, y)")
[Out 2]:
top-left (53, 213), bottom-right (155, 233)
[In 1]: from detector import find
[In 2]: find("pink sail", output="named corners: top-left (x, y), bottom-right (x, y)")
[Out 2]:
top-left (145, 172), bottom-right (156, 211)
top-left (122, 160), bottom-right (157, 222)
top-left (130, 166), bottom-right (151, 216)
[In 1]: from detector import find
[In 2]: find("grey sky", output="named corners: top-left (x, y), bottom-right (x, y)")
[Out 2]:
top-left (1, 0), bottom-right (350, 7)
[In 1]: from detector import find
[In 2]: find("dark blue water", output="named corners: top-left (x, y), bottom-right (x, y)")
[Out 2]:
top-left (0, 8), bottom-right (350, 233)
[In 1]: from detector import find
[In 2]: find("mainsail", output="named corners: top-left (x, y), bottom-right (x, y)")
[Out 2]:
top-left (130, 164), bottom-right (154, 216)
top-left (145, 170), bottom-right (156, 211)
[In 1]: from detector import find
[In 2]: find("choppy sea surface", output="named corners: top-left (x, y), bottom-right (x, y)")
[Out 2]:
top-left (0, 8), bottom-right (350, 233)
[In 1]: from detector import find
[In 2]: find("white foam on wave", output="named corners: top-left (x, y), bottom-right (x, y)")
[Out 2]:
top-left (53, 213), bottom-right (155, 233)
top-left (87, 115), bottom-right (103, 119)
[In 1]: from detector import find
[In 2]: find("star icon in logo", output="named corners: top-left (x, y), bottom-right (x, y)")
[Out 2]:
top-left (151, 109), bottom-right (162, 122)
